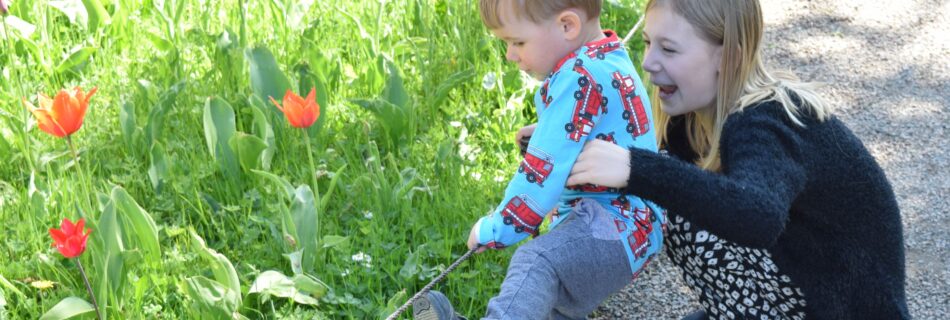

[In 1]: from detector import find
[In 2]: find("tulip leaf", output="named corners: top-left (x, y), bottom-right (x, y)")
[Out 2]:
top-left (184, 276), bottom-right (240, 318)
top-left (188, 229), bottom-right (241, 300)
top-left (228, 132), bottom-right (267, 171)
top-left (81, 0), bottom-right (112, 31)
top-left (144, 82), bottom-right (186, 148)
top-left (203, 97), bottom-right (240, 179)
top-left (148, 142), bottom-right (169, 193)
top-left (248, 270), bottom-right (320, 305)
top-left (55, 47), bottom-right (97, 74)
top-left (318, 164), bottom-right (347, 213)
top-left (379, 55), bottom-right (410, 109)
top-left (292, 274), bottom-right (328, 299)
top-left (110, 186), bottom-right (162, 264)
top-left (246, 46), bottom-right (292, 125)
top-left (119, 101), bottom-right (140, 152)
top-left (432, 68), bottom-right (475, 108)
top-left (38, 297), bottom-right (94, 320)
top-left (248, 95), bottom-right (276, 170)
top-left (350, 98), bottom-right (410, 146)
top-left (291, 185), bottom-right (319, 274)
top-left (250, 169), bottom-right (295, 200)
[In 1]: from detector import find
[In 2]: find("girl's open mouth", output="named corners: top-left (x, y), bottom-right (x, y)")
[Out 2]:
top-left (658, 85), bottom-right (678, 99)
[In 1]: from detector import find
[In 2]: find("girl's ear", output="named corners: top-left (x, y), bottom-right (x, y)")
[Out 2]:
top-left (557, 10), bottom-right (583, 40)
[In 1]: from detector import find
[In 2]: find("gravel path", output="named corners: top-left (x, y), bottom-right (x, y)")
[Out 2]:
top-left (594, 0), bottom-right (950, 318)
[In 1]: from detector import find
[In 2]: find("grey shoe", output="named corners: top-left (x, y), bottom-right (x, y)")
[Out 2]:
top-left (413, 290), bottom-right (466, 320)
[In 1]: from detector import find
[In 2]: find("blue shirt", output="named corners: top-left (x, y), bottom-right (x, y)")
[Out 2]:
top-left (476, 31), bottom-right (666, 275)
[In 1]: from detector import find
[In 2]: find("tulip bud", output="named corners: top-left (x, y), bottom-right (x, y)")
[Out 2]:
top-left (0, 0), bottom-right (8, 16)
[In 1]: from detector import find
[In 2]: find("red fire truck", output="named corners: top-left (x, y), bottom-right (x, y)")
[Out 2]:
top-left (519, 146), bottom-right (554, 186)
top-left (565, 60), bottom-right (608, 142)
top-left (627, 206), bottom-right (655, 258)
top-left (611, 195), bottom-right (632, 219)
top-left (611, 71), bottom-right (650, 138)
top-left (585, 41), bottom-right (622, 60)
top-left (595, 132), bottom-right (617, 144)
top-left (501, 194), bottom-right (545, 236)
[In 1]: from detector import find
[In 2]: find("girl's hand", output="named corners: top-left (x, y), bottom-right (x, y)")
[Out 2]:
top-left (567, 140), bottom-right (632, 188)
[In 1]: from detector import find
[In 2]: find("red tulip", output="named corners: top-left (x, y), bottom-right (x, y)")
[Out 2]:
top-left (23, 87), bottom-right (98, 138)
top-left (270, 88), bottom-right (320, 128)
top-left (49, 218), bottom-right (92, 258)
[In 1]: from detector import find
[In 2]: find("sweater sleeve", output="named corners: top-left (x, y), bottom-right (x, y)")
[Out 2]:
top-left (624, 106), bottom-right (807, 248)
top-left (475, 66), bottom-right (600, 249)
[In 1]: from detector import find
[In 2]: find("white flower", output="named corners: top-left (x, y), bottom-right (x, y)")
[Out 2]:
top-left (494, 176), bottom-right (505, 182)
top-left (351, 252), bottom-right (372, 268)
top-left (449, 121), bottom-right (463, 127)
top-left (363, 210), bottom-right (374, 219)
top-left (341, 269), bottom-right (351, 277)
top-left (482, 72), bottom-right (497, 90)
top-left (470, 172), bottom-right (482, 181)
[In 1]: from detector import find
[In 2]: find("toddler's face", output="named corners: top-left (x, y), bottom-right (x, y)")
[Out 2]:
top-left (490, 10), bottom-right (575, 80)
top-left (641, 4), bottom-right (722, 116)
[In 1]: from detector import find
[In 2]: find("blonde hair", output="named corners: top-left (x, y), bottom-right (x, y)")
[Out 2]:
top-left (479, 0), bottom-right (603, 29)
top-left (646, 0), bottom-right (832, 171)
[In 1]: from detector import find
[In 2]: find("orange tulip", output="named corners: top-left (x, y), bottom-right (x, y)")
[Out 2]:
top-left (270, 88), bottom-right (320, 129)
top-left (23, 87), bottom-right (97, 138)
top-left (49, 218), bottom-right (92, 258)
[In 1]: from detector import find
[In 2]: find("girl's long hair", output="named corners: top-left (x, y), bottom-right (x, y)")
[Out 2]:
top-left (645, 0), bottom-right (832, 171)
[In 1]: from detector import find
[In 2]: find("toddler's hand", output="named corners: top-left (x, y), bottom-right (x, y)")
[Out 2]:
top-left (467, 223), bottom-right (487, 253)
top-left (515, 123), bottom-right (537, 156)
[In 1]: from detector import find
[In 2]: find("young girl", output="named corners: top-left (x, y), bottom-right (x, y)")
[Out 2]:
top-left (567, 0), bottom-right (910, 319)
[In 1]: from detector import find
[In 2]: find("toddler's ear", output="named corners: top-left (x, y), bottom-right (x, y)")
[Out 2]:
top-left (557, 10), bottom-right (583, 40)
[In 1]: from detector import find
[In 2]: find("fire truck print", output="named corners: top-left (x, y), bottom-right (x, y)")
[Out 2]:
top-left (611, 195), bottom-right (632, 219)
top-left (585, 40), bottom-right (622, 60)
top-left (595, 132), bottom-right (617, 144)
top-left (519, 146), bottom-right (554, 186)
top-left (565, 60), bottom-right (608, 142)
top-left (627, 206), bottom-right (656, 258)
top-left (611, 71), bottom-right (650, 138)
top-left (501, 194), bottom-right (545, 236)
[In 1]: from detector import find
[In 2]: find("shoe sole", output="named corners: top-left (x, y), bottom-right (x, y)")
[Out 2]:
top-left (413, 297), bottom-right (440, 320)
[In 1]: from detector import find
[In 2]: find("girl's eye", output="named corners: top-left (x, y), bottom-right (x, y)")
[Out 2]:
top-left (662, 47), bottom-right (676, 53)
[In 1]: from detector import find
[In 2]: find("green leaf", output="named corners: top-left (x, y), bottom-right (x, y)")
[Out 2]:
top-left (320, 235), bottom-right (348, 250)
top-left (248, 96), bottom-right (276, 170)
top-left (380, 289), bottom-right (408, 319)
top-left (0, 274), bottom-right (24, 298)
top-left (398, 251), bottom-right (419, 280)
top-left (350, 98), bottom-right (409, 144)
top-left (184, 276), bottom-right (239, 318)
top-left (110, 186), bottom-right (162, 263)
top-left (119, 101), bottom-right (138, 151)
top-left (189, 229), bottom-right (241, 303)
top-left (81, 0), bottom-right (112, 30)
top-left (291, 185), bottom-right (318, 274)
top-left (148, 142), bottom-right (169, 193)
top-left (203, 97), bottom-right (240, 178)
top-left (292, 274), bottom-right (328, 299)
top-left (379, 55), bottom-right (409, 109)
top-left (248, 270), bottom-right (319, 305)
top-left (246, 46), bottom-right (292, 122)
top-left (432, 68), bottom-right (475, 108)
top-left (144, 82), bottom-right (186, 147)
top-left (228, 132), bottom-right (267, 171)
top-left (318, 164), bottom-right (347, 213)
top-left (55, 47), bottom-right (97, 74)
top-left (250, 169), bottom-right (295, 200)
top-left (39, 297), bottom-right (94, 320)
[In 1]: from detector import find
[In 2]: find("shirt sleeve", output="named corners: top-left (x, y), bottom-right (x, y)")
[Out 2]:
top-left (476, 66), bottom-right (605, 249)
top-left (623, 106), bottom-right (807, 248)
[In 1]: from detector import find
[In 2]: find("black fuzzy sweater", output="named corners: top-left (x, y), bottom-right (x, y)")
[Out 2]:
top-left (624, 100), bottom-right (910, 319)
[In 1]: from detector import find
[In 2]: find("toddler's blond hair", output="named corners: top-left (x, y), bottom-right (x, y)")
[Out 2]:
top-left (479, 0), bottom-right (603, 29)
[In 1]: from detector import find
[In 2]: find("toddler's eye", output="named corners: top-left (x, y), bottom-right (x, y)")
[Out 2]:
top-left (514, 42), bottom-right (525, 47)
top-left (662, 47), bottom-right (676, 53)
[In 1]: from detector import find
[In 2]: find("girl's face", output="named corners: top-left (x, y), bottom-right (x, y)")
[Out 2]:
top-left (641, 4), bottom-right (723, 116)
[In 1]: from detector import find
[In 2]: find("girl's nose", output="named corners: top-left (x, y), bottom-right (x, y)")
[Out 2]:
top-left (641, 48), bottom-right (660, 74)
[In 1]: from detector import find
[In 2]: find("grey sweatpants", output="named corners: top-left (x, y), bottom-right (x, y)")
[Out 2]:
top-left (483, 199), bottom-right (636, 320)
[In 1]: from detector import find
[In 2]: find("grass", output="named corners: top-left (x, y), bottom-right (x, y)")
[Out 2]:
top-left (0, 0), bottom-right (647, 318)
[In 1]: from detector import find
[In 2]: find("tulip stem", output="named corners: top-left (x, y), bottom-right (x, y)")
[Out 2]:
top-left (66, 136), bottom-right (95, 214)
top-left (303, 130), bottom-right (320, 235)
top-left (76, 259), bottom-right (103, 320)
